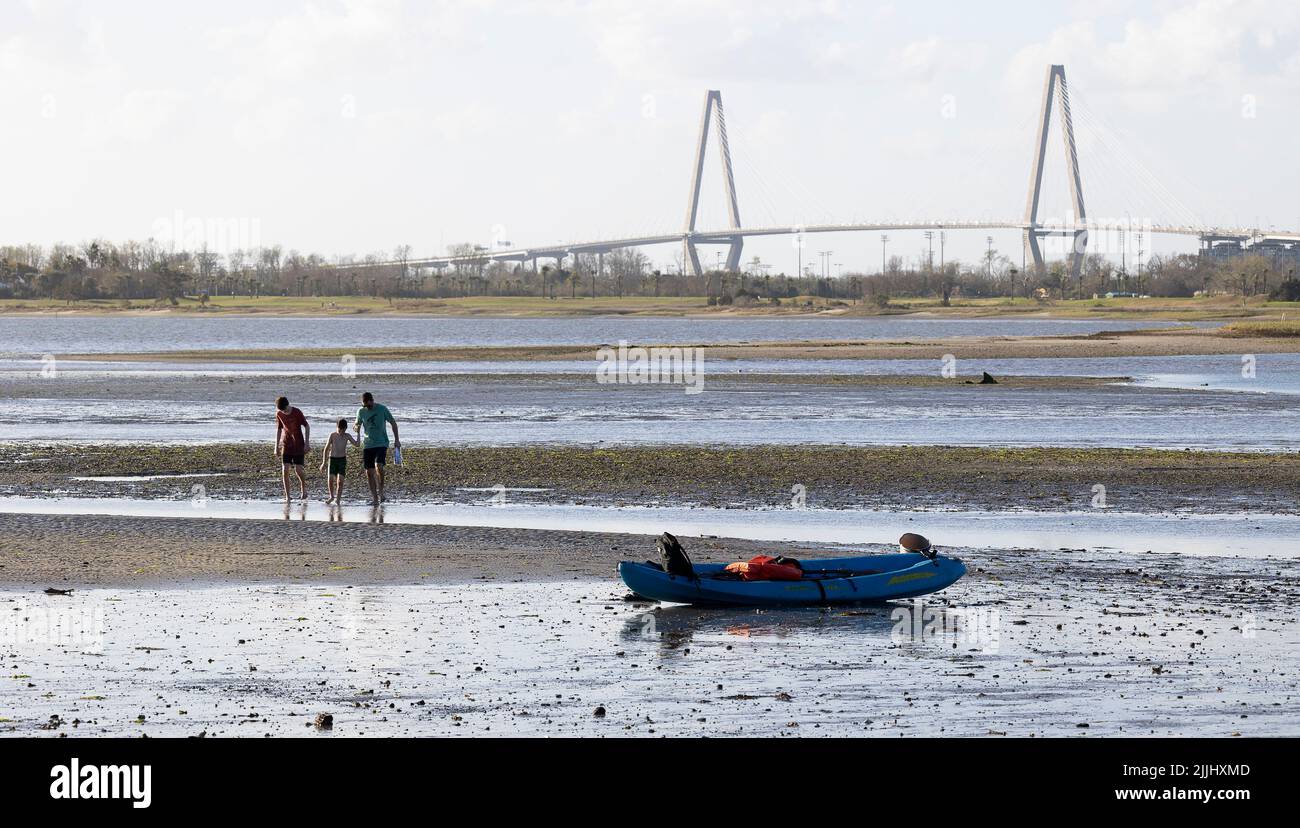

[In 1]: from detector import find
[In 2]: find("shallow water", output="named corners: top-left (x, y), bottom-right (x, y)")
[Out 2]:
top-left (2, 349), bottom-right (1289, 383)
top-left (3, 567), bottom-right (1294, 737)
top-left (5, 346), bottom-right (1300, 449)
top-left (2, 496), bottom-right (1298, 558)
top-left (0, 315), bottom-right (1210, 356)
top-left (3, 379), bottom-right (1298, 449)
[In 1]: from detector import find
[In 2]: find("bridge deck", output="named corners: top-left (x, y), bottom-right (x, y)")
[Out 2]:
top-left (346, 220), bottom-right (1287, 270)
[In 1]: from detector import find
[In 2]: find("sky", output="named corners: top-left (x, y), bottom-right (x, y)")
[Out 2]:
top-left (1, 0), bottom-right (1298, 274)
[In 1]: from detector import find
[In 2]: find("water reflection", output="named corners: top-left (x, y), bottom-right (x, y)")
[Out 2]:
top-left (622, 604), bottom-right (898, 647)
top-left (622, 601), bottom-right (983, 658)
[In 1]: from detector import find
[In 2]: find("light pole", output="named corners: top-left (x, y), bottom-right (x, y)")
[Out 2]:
top-left (880, 234), bottom-right (889, 276)
top-left (816, 250), bottom-right (831, 295)
top-left (923, 231), bottom-right (934, 296)
top-left (1137, 230), bottom-right (1145, 295)
top-left (986, 236), bottom-right (994, 279)
top-left (796, 231), bottom-right (803, 294)
top-left (1121, 212), bottom-right (1131, 291)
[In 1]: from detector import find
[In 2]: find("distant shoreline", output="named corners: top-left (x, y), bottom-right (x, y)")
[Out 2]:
top-left (3, 293), bottom-right (1297, 321)
top-left (57, 328), bottom-right (1300, 362)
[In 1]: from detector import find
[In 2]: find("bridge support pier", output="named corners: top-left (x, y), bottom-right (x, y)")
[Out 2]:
top-left (1023, 64), bottom-right (1087, 282)
top-left (724, 235), bottom-right (743, 272)
top-left (683, 90), bottom-right (743, 277)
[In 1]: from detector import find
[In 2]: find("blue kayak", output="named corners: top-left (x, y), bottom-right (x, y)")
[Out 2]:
top-left (618, 551), bottom-right (966, 607)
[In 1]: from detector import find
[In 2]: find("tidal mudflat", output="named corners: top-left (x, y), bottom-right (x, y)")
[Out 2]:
top-left (2, 314), bottom-right (1297, 739)
top-left (4, 542), bottom-right (1294, 738)
top-left (8, 443), bottom-right (1300, 514)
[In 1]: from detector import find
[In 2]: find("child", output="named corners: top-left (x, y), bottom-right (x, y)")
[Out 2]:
top-left (319, 418), bottom-right (360, 505)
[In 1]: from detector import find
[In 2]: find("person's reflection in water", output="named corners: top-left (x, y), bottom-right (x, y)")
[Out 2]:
top-left (368, 505), bottom-right (385, 524)
top-left (328, 503), bottom-right (344, 523)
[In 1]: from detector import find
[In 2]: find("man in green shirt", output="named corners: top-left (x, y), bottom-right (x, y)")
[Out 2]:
top-left (354, 391), bottom-right (400, 505)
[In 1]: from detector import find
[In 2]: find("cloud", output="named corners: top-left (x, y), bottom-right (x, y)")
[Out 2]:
top-left (887, 36), bottom-right (988, 85)
top-left (564, 0), bottom-right (851, 84)
top-left (98, 88), bottom-right (185, 143)
top-left (1007, 0), bottom-right (1300, 102)
top-left (205, 0), bottom-right (403, 82)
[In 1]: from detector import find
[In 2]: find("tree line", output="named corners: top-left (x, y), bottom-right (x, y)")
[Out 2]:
top-left (1, 238), bottom-right (1295, 304)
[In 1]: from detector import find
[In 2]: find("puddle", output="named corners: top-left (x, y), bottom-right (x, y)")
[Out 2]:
top-left (2, 570), bottom-right (1293, 737)
top-left (1, 495), bottom-right (1298, 558)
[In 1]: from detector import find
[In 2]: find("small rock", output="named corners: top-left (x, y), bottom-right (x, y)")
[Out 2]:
top-left (314, 713), bottom-right (334, 730)
top-left (593, 706), bottom-right (606, 718)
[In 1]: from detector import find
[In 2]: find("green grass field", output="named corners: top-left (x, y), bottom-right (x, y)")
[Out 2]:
top-left (1221, 319), bottom-right (1300, 337)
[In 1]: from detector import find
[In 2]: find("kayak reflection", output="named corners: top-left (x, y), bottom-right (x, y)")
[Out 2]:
top-left (621, 604), bottom-right (898, 648)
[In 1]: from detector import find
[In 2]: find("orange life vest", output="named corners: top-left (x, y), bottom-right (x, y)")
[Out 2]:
top-left (724, 555), bottom-right (803, 581)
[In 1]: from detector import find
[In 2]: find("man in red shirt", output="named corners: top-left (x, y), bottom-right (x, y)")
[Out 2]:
top-left (275, 396), bottom-right (311, 501)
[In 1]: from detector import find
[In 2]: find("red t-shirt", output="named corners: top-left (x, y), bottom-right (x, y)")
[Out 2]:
top-left (276, 407), bottom-right (308, 455)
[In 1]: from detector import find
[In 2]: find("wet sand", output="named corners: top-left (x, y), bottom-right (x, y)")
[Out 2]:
top-left (58, 328), bottom-right (1300, 363)
top-left (3, 541), bottom-right (1295, 737)
top-left (0, 512), bottom-right (799, 587)
top-left (4, 496), bottom-right (1295, 738)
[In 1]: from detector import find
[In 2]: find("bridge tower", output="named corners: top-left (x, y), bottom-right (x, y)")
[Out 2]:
top-left (1024, 64), bottom-right (1087, 280)
top-left (683, 90), bottom-right (743, 277)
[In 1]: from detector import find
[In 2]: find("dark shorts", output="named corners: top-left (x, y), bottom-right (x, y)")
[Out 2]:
top-left (363, 447), bottom-right (387, 469)
top-left (328, 457), bottom-right (347, 476)
top-left (282, 453), bottom-right (305, 466)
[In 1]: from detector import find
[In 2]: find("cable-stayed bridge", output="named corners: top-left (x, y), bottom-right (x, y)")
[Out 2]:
top-left (353, 65), bottom-right (1298, 278)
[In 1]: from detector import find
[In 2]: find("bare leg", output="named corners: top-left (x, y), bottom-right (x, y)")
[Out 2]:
top-left (281, 465), bottom-right (291, 502)
top-left (376, 465), bottom-right (386, 502)
top-left (295, 466), bottom-right (308, 499)
top-left (336, 474), bottom-right (346, 503)
top-left (366, 467), bottom-right (379, 504)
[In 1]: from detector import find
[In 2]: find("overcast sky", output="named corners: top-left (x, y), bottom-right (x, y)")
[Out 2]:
top-left (2, 0), bottom-right (1297, 273)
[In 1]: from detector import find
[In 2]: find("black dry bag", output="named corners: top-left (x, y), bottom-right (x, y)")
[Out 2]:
top-left (657, 532), bottom-right (695, 579)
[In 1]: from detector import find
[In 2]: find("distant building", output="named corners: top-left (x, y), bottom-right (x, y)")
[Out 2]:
top-left (1200, 233), bottom-right (1300, 274)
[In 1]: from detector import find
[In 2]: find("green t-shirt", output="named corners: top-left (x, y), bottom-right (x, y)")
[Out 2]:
top-left (356, 403), bottom-right (394, 449)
